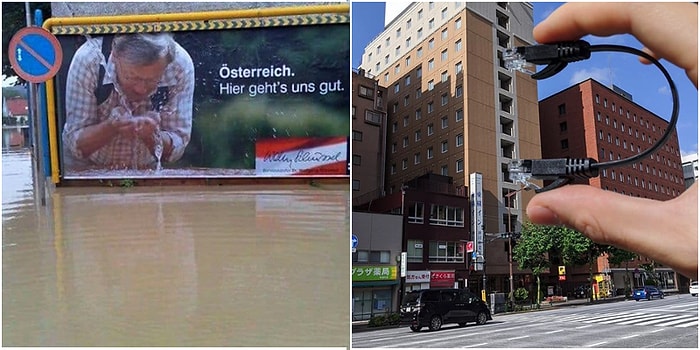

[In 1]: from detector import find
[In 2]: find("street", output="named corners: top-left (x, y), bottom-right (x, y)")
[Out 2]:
top-left (352, 294), bottom-right (698, 348)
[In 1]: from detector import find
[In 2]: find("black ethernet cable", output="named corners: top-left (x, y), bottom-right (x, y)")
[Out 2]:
top-left (503, 40), bottom-right (679, 193)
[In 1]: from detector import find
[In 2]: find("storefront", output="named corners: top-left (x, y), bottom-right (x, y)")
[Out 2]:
top-left (352, 265), bottom-right (398, 321)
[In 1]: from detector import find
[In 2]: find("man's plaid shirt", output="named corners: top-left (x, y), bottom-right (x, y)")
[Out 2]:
top-left (62, 36), bottom-right (194, 169)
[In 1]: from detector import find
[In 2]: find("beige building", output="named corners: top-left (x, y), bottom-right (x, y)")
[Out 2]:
top-left (358, 2), bottom-right (541, 286)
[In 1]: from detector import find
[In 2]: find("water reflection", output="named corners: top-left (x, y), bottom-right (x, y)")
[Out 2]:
top-left (3, 151), bottom-right (350, 346)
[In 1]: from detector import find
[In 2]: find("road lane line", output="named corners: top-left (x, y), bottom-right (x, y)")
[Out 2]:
top-left (585, 341), bottom-right (608, 347)
top-left (575, 325), bottom-right (593, 329)
top-left (462, 343), bottom-right (489, 348)
top-left (621, 334), bottom-right (640, 339)
top-left (507, 335), bottom-right (530, 341)
top-left (544, 329), bottom-right (564, 334)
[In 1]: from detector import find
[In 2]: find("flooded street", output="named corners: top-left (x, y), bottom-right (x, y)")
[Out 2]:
top-left (3, 150), bottom-right (350, 346)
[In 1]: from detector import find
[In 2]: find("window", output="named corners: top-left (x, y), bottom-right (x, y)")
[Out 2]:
top-left (404, 95), bottom-right (409, 106)
top-left (402, 158), bottom-right (408, 169)
top-left (405, 37), bottom-right (411, 48)
top-left (428, 59), bottom-right (435, 70)
top-left (406, 19), bottom-right (412, 29)
top-left (407, 240), bottom-right (423, 263)
top-left (441, 93), bottom-right (448, 106)
top-left (558, 103), bottom-right (566, 115)
top-left (405, 76), bottom-right (411, 86)
top-left (352, 130), bottom-right (363, 141)
top-left (385, 37), bottom-right (390, 47)
top-left (428, 240), bottom-right (464, 264)
top-left (456, 158), bottom-right (464, 172)
top-left (403, 136), bottom-right (409, 147)
top-left (455, 17), bottom-right (462, 29)
top-left (403, 116), bottom-right (409, 127)
top-left (441, 71), bottom-right (448, 83)
top-left (561, 139), bottom-right (569, 149)
top-left (455, 61), bottom-right (463, 74)
top-left (441, 49), bottom-right (448, 61)
top-left (417, 28), bottom-right (423, 39)
top-left (441, 28), bottom-right (448, 40)
top-left (441, 7), bottom-right (448, 19)
top-left (395, 46), bottom-right (401, 56)
top-left (394, 83), bottom-right (400, 93)
top-left (427, 123), bottom-right (434, 135)
top-left (365, 110), bottom-right (382, 125)
top-left (392, 122), bottom-right (397, 133)
top-left (455, 39), bottom-right (462, 52)
top-left (394, 65), bottom-right (400, 75)
top-left (456, 133), bottom-right (463, 147)
top-left (428, 80), bottom-right (434, 91)
top-left (416, 67), bottom-right (422, 78)
top-left (456, 85), bottom-right (463, 97)
top-left (396, 27), bottom-right (401, 38)
top-left (440, 165), bottom-right (448, 176)
top-left (427, 146), bottom-right (434, 159)
top-left (391, 142), bottom-right (396, 153)
top-left (441, 116), bottom-right (448, 128)
top-left (352, 179), bottom-right (360, 191)
top-left (595, 94), bottom-right (600, 104)
top-left (417, 46), bottom-right (423, 57)
top-left (405, 56), bottom-right (411, 67)
top-left (441, 140), bottom-right (448, 153)
top-left (390, 163), bottom-right (396, 174)
top-left (428, 102), bottom-right (434, 113)
top-left (455, 109), bottom-right (463, 122)
top-left (358, 85), bottom-right (374, 99)
top-left (414, 152), bottom-right (421, 164)
top-left (560, 122), bottom-right (567, 132)
top-left (429, 18), bottom-right (435, 29)
top-left (415, 130), bottom-right (421, 141)
top-left (429, 38), bottom-right (435, 49)
top-left (415, 109), bottom-right (422, 120)
top-left (352, 154), bottom-right (361, 165)
top-left (429, 205), bottom-right (465, 227)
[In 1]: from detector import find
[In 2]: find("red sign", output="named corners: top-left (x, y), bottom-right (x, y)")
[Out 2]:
top-left (465, 241), bottom-right (474, 253)
top-left (430, 271), bottom-right (455, 288)
top-left (558, 275), bottom-right (566, 281)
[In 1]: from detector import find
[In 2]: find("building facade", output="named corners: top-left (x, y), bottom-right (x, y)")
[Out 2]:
top-left (352, 69), bottom-right (388, 206)
top-left (539, 78), bottom-right (686, 294)
top-left (682, 153), bottom-right (698, 188)
top-left (358, 2), bottom-right (541, 295)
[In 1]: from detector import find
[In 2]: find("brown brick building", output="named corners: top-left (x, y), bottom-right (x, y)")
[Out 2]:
top-left (539, 78), bottom-right (686, 294)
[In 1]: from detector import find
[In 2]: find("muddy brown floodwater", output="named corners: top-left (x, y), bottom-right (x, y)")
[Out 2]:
top-left (3, 150), bottom-right (350, 347)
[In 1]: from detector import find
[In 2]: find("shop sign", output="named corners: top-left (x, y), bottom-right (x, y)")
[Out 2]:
top-left (430, 271), bottom-right (455, 288)
top-left (352, 265), bottom-right (397, 282)
top-left (406, 270), bottom-right (430, 283)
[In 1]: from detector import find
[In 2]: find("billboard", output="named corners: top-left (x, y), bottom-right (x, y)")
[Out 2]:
top-left (45, 6), bottom-right (350, 181)
top-left (470, 172), bottom-right (484, 271)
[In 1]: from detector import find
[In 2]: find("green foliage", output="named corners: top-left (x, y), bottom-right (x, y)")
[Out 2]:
top-left (367, 313), bottom-right (400, 327)
top-left (119, 179), bottom-right (135, 188)
top-left (607, 247), bottom-right (637, 267)
top-left (512, 287), bottom-right (529, 302)
top-left (512, 222), bottom-right (555, 274)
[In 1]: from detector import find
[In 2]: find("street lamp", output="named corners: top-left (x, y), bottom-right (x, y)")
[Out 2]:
top-left (504, 187), bottom-right (525, 307)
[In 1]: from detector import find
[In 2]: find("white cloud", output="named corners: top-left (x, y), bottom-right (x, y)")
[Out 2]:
top-left (681, 144), bottom-right (698, 158)
top-left (658, 85), bottom-right (671, 96)
top-left (569, 67), bottom-right (612, 86)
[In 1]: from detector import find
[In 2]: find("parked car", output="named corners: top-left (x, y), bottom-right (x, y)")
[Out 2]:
top-left (399, 288), bottom-right (492, 332)
top-left (690, 281), bottom-right (698, 297)
top-left (632, 286), bottom-right (664, 301)
top-left (573, 285), bottom-right (590, 299)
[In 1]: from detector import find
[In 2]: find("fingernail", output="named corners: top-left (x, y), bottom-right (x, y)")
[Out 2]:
top-left (526, 205), bottom-right (562, 226)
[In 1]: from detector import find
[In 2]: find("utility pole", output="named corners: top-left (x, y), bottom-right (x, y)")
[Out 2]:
top-left (504, 187), bottom-right (524, 307)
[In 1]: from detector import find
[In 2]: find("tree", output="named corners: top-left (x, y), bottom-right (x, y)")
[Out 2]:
top-left (558, 228), bottom-right (609, 300)
top-left (2, 3), bottom-right (52, 82)
top-left (607, 247), bottom-right (637, 297)
top-left (513, 222), bottom-right (557, 306)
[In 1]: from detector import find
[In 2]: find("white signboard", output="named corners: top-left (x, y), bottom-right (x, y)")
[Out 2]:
top-left (405, 270), bottom-right (431, 284)
top-left (470, 172), bottom-right (484, 271)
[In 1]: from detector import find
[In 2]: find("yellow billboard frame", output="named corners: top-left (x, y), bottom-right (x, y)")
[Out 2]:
top-left (43, 4), bottom-right (349, 184)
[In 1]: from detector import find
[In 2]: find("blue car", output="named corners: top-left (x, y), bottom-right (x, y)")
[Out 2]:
top-left (633, 286), bottom-right (664, 301)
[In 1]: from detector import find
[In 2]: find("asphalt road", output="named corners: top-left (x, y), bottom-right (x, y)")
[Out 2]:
top-left (352, 294), bottom-right (698, 348)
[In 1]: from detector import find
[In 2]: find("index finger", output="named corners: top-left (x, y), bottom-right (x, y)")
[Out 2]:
top-left (534, 2), bottom-right (698, 87)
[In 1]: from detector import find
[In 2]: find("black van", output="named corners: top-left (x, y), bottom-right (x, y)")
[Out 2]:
top-left (399, 288), bottom-right (492, 332)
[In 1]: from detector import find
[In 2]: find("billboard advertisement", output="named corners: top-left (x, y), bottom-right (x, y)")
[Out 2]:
top-left (470, 172), bottom-right (484, 271)
top-left (45, 6), bottom-right (349, 180)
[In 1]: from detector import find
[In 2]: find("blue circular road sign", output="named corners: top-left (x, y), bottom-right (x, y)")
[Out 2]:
top-left (8, 27), bottom-right (63, 83)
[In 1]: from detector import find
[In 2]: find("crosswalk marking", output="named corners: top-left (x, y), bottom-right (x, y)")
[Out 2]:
top-left (503, 309), bottom-right (697, 329)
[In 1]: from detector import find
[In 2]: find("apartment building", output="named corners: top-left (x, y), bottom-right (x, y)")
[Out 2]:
top-left (358, 2), bottom-right (540, 294)
top-left (539, 78), bottom-right (686, 293)
top-left (352, 69), bottom-right (388, 206)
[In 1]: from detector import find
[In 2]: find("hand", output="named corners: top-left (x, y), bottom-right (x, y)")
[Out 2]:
top-left (533, 2), bottom-right (698, 87)
top-left (132, 111), bottom-right (161, 141)
top-left (528, 3), bottom-right (698, 279)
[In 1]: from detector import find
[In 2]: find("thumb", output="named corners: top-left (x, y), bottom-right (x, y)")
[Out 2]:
top-left (526, 184), bottom-right (697, 279)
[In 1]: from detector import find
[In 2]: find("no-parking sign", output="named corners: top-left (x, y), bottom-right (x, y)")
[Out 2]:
top-left (8, 26), bottom-right (63, 83)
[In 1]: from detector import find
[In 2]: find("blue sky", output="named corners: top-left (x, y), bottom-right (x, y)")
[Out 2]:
top-left (351, 2), bottom-right (699, 157)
